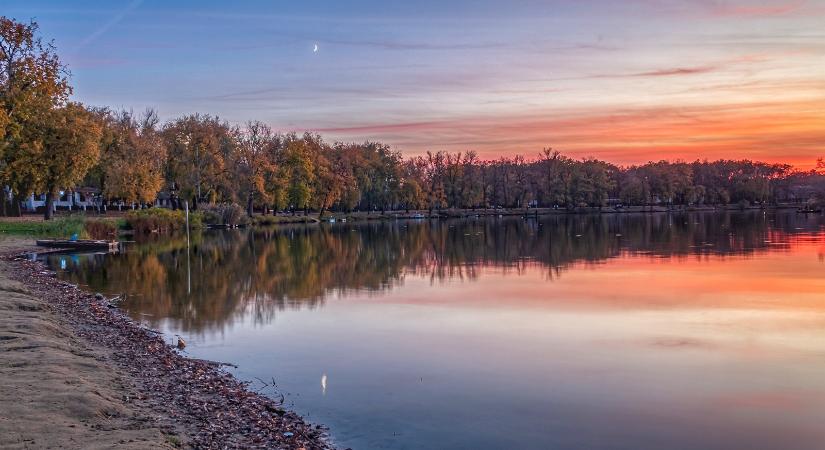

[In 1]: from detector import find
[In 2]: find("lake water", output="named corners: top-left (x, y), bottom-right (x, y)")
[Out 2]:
top-left (46, 212), bottom-right (825, 449)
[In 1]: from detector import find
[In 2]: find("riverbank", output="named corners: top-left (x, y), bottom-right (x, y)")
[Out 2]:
top-left (254, 203), bottom-right (801, 224)
top-left (3, 203), bottom-right (804, 231)
top-left (0, 236), bottom-right (331, 449)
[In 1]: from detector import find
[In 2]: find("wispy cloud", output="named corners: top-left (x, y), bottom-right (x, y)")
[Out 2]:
top-left (317, 37), bottom-right (506, 51)
top-left (710, 0), bottom-right (807, 17)
top-left (628, 65), bottom-right (719, 77)
top-left (67, 56), bottom-right (130, 69)
top-left (74, 0), bottom-right (142, 50)
top-left (589, 54), bottom-right (769, 79)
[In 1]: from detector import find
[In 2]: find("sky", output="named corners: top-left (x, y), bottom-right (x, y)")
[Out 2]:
top-left (4, 0), bottom-right (825, 167)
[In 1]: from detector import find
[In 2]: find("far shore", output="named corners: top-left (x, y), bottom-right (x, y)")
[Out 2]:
top-left (253, 203), bottom-right (803, 225)
top-left (0, 235), bottom-right (332, 449)
top-left (1, 202), bottom-right (804, 230)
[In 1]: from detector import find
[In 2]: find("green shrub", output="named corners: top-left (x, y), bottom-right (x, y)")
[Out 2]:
top-left (125, 208), bottom-right (202, 234)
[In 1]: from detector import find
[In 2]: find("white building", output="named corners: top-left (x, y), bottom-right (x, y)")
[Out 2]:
top-left (22, 188), bottom-right (101, 212)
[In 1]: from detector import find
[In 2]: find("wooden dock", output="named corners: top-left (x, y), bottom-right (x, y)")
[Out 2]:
top-left (35, 239), bottom-right (120, 252)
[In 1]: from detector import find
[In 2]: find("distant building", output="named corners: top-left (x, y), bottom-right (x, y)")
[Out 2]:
top-left (21, 187), bottom-right (102, 212)
top-left (154, 190), bottom-right (174, 208)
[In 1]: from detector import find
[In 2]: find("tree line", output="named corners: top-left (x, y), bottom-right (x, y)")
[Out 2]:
top-left (2, 17), bottom-right (824, 220)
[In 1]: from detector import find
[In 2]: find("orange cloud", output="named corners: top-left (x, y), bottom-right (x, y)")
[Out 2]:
top-left (315, 99), bottom-right (825, 168)
top-left (710, 0), bottom-right (807, 17)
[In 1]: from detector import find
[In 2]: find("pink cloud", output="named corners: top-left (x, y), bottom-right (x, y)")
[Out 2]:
top-left (628, 65), bottom-right (719, 77)
top-left (710, 0), bottom-right (807, 17)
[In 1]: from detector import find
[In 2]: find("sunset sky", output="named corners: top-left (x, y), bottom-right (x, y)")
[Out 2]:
top-left (6, 0), bottom-right (824, 167)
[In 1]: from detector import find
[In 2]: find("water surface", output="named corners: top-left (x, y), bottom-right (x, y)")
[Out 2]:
top-left (47, 212), bottom-right (825, 449)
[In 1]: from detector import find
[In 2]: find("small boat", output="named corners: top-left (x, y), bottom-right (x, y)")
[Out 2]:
top-left (36, 239), bottom-right (120, 252)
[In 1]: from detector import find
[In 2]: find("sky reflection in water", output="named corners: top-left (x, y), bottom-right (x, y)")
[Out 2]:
top-left (48, 212), bottom-right (825, 449)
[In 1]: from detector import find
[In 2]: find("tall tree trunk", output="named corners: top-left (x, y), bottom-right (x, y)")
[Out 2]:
top-left (13, 193), bottom-right (23, 217)
top-left (247, 193), bottom-right (254, 217)
top-left (44, 188), bottom-right (56, 220)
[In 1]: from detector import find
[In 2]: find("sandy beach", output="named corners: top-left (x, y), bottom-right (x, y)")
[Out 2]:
top-left (0, 236), bottom-right (331, 449)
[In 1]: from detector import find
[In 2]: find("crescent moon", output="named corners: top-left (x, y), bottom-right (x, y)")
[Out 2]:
top-left (313, 44), bottom-right (319, 53)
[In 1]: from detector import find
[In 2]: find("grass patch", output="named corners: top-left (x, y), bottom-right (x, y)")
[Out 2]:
top-left (0, 217), bottom-right (86, 238)
top-left (0, 216), bottom-right (127, 239)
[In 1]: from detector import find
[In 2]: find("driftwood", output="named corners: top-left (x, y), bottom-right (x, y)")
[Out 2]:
top-left (191, 358), bottom-right (239, 369)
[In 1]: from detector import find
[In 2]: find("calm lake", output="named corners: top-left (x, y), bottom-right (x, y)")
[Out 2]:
top-left (46, 211), bottom-right (825, 450)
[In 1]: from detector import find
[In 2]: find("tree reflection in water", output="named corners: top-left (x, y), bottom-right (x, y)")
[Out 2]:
top-left (48, 211), bottom-right (824, 334)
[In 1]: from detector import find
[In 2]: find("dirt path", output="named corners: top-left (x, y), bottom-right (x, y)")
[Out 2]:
top-left (0, 235), bottom-right (331, 449)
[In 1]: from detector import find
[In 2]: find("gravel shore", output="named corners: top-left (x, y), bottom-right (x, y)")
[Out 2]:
top-left (0, 237), bottom-right (332, 449)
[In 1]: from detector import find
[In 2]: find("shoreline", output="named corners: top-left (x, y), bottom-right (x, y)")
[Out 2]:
top-left (2, 202), bottom-right (802, 229)
top-left (254, 203), bottom-right (802, 225)
top-left (0, 239), bottom-right (332, 449)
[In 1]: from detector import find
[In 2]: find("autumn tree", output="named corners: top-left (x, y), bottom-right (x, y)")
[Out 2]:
top-left (399, 179), bottom-right (424, 212)
top-left (163, 114), bottom-right (236, 209)
top-left (568, 158), bottom-right (616, 207)
top-left (511, 155), bottom-right (533, 207)
top-left (351, 142), bottom-right (402, 212)
top-left (236, 121), bottom-right (280, 216)
top-left (461, 151), bottom-right (484, 208)
top-left (95, 108), bottom-right (166, 205)
top-left (306, 135), bottom-right (348, 217)
top-left (538, 148), bottom-right (569, 207)
top-left (278, 133), bottom-right (316, 214)
top-left (423, 152), bottom-right (447, 212)
top-left (0, 16), bottom-right (71, 215)
top-left (326, 143), bottom-right (361, 212)
top-left (33, 103), bottom-right (102, 219)
top-left (443, 152), bottom-right (464, 207)
top-left (312, 157), bottom-right (344, 217)
top-left (617, 168), bottom-right (650, 205)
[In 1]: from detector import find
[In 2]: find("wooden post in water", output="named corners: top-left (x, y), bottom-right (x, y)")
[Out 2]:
top-left (184, 200), bottom-right (191, 295)
top-left (184, 201), bottom-right (190, 246)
